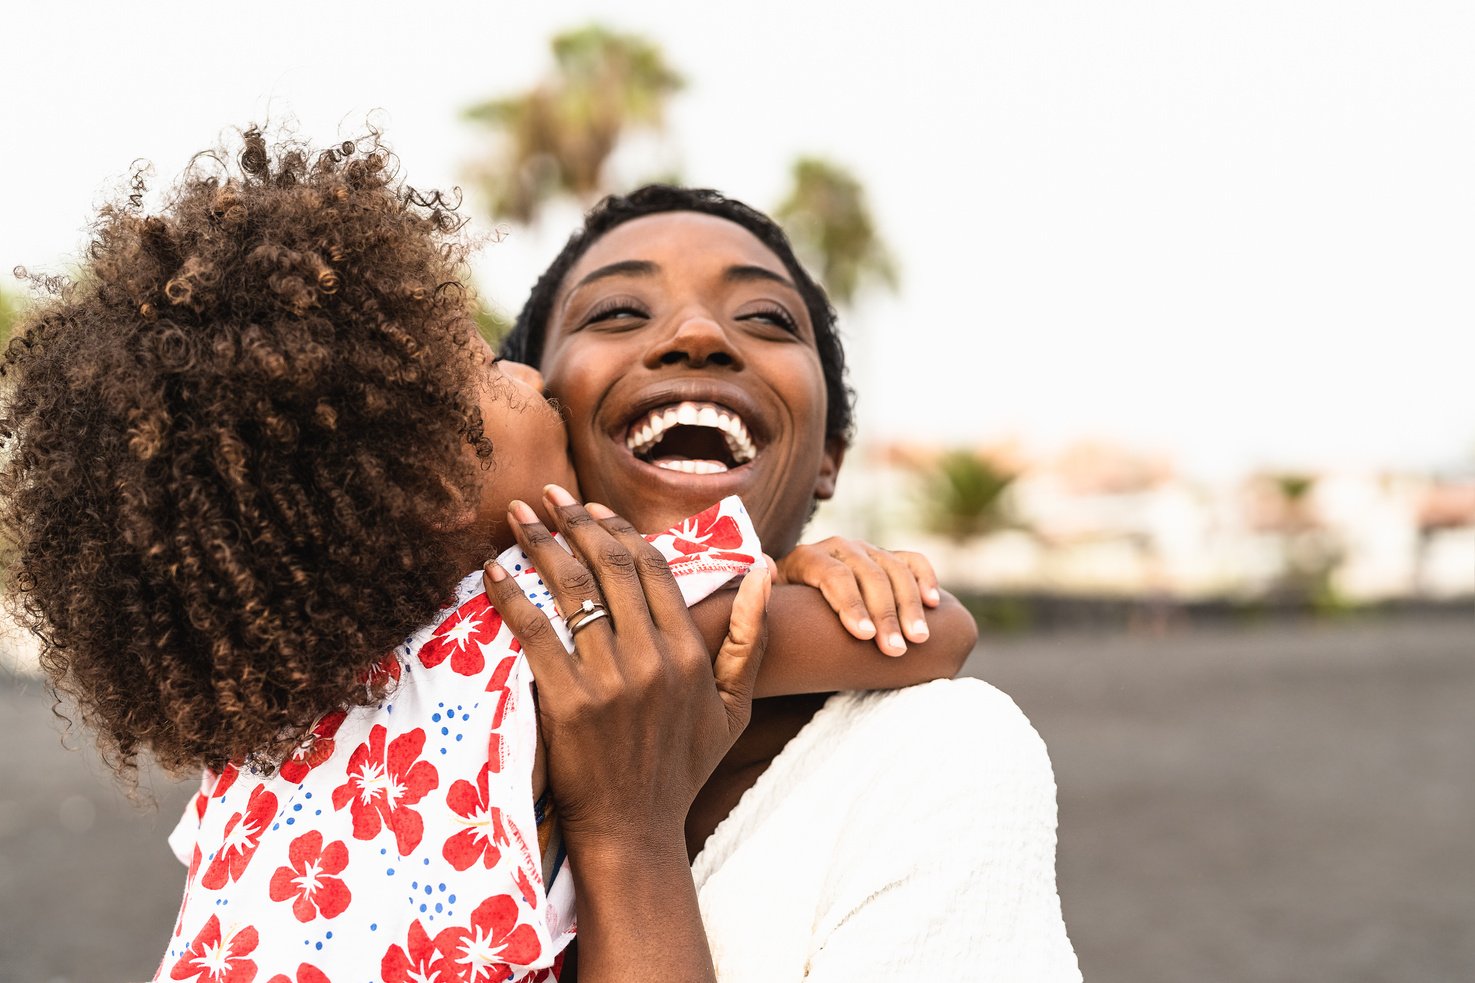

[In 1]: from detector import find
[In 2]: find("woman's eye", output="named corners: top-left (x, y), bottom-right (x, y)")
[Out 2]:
top-left (583, 299), bottom-right (649, 327)
top-left (738, 304), bottom-right (799, 334)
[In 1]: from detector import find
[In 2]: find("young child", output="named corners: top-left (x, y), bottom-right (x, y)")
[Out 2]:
top-left (0, 128), bottom-right (975, 982)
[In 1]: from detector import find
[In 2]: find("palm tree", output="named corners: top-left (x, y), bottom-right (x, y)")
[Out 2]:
top-left (774, 157), bottom-right (897, 307)
top-left (463, 25), bottom-right (684, 224)
top-left (1257, 472), bottom-right (1344, 606)
top-left (919, 449), bottom-right (1019, 543)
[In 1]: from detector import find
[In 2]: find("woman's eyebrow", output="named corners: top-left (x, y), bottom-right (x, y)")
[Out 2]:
top-left (724, 264), bottom-right (797, 292)
top-left (565, 259), bottom-right (658, 300)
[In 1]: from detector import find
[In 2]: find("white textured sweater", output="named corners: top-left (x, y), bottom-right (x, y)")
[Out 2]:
top-left (691, 678), bottom-right (1082, 981)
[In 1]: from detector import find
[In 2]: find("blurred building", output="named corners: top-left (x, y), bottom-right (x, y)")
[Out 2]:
top-left (813, 439), bottom-right (1475, 603)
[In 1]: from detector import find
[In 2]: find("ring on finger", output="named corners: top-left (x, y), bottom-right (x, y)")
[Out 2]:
top-left (565, 597), bottom-right (611, 635)
top-left (568, 607), bottom-right (610, 636)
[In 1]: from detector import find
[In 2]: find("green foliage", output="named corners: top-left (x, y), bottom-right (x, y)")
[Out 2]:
top-left (775, 157), bottom-right (898, 307)
top-left (463, 24), bottom-right (684, 223)
top-left (0, 287), bottom-right (18, 348)
top-left (919, 449), bottom-right (1019, 542)
top-left (473, 301), bottom-right (513, 347)
top-left (1273, 472), bottom-right (1316, 505)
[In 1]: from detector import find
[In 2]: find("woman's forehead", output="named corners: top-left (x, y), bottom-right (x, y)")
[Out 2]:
top-left (560, 211), bottom-right (789, 292)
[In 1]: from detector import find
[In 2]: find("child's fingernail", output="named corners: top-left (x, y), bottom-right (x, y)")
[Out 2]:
top-left (912, 619), bottom-right (930, 638)
top-left (925, 587), bottom-right (941, 604)
top-left (486, 563), bottom-right (508, 583)
top-left (544, 484), bottom-right (576, 507)
top-left (510, 500), bottom-right (539, 524)
top-left (857, 618), bottom-right (876, 635)
top-left (586, 502), bottom-right (615, 519)
top-left (888, 633), bottom-right (906, 654)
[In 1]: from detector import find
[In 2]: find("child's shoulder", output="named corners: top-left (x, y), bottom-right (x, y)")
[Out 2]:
top-left (403, 570), bottom-right (525, 680)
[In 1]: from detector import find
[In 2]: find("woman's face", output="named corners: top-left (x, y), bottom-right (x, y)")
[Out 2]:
top-left (537, 212), bottom-right (840, 554)
top-left (465, 335), bottom-right (580, 554)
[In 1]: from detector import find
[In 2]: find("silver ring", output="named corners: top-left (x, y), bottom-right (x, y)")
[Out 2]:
top-left (568, 606), bottom-right (610, 636)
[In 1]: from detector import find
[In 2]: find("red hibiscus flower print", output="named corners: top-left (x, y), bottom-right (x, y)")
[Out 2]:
top-left (420, 594), bottom-right (503, 676)
top-left (201, 786), bottom-right (278, 890)
top-left (484, 654), bottom-right (519, 770)
top-left (433, 894), bottom-right (542, 983)
top-left (173, 844), bottom-right (204, 938)
top-left (443, 763), bottom-right (511, 871)
top-left (331, 724), bottom-right (438, 854)
top-left (268, 830), bottom-right (352, 922)
top-left (666, 503), bottom-right (745, 555)
top-left (265, 965), bottom-right (330, 983)
top-left (527, 951), bottom-right (566, 983)
top-left (382, 920), bottom-right (444, 983)
top-left (667, 549), bottom-right (755, 576)
top-left (211, 763), bottom-right (240, 800)
top-left (486, 654), bottom-right (516, 709)
top-left (169, 914), bottom-right (259, 983)
top-left (279, 709), bottom-right (347, 784)
top-left (514, 866), bottom-right (538, 911)
top-left (362, 652), bottom-right (403, 689)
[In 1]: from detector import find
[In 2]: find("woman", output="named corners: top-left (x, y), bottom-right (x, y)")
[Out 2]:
top-left (503, 185), bottom-right (1083, 980)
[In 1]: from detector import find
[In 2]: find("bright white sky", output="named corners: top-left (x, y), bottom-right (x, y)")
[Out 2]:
top-left (3, 0), bottom-right (1472, 477)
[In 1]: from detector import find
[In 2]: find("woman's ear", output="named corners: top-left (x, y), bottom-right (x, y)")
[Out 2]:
top-left (813, 437), bottom-right (846, 501)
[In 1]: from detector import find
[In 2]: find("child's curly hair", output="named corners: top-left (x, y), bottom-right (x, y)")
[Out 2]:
top-left (1, 126), bottom-right (493, 778)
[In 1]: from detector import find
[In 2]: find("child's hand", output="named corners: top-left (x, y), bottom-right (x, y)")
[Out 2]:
top-left (775, 539), bottom-right (941, 657)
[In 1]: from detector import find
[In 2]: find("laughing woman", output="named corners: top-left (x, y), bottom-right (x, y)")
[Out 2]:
top-left (502, 185), bottom-right (1083, 980)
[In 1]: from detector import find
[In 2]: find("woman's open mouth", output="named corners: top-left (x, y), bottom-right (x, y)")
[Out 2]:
top-left (624, 400), bottom-right (758, 475)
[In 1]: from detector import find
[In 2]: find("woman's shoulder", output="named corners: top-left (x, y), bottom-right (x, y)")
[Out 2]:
top-left (826, 678), bottom-right (1051, 765)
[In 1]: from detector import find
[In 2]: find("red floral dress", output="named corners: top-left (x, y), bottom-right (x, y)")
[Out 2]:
top-left (160, 499), bottom-right (759, 983)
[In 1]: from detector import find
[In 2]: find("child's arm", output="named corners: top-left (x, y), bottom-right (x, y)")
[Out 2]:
top-left (689, 582), bottom-right (977, 698)
top-left (575, 503), bottom-right (978, 698)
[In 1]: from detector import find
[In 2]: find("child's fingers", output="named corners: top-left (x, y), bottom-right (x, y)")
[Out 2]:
top-left (844, 551), bottom-right (909, 657)
top-left (482, 561), bottom-right (579, 690)
top-left (805, 539), bottom-right (907, 655)
top-left (869, 546), bottom-right (930, 644)
top-left (790, 548), bottom-right (878, 642)
top-left (711, 566), bottom-right (770, 738)
top-left (898, 550), bottom-right (943, 608)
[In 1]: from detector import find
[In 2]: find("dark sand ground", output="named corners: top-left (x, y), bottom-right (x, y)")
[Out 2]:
top-left (2, 615), bottom-right (1470, 982)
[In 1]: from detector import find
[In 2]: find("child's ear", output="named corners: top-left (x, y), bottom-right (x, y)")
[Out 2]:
top-left (812, 437), bottom-right (846, 502)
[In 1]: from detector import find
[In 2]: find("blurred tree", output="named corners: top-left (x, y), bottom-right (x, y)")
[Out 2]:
top-left (920, 449), bottom-right (1019, 542)
top-left (0, 288), bottom-right (16, 347)
top-left (1258, 472), bottom-right (1346, 608)
top-left (463, 24), bottom-right (684, 224)
top-left (775, 157), bottom-right (897, 307)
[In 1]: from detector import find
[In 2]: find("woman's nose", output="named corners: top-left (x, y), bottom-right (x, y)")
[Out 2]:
top-left (500, 359), bottom-right (546, 394)
top-left (646, 315), bottom-right (741, 370)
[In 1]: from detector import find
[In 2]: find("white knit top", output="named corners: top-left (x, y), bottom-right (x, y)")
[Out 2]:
top-left (691, 678), bottom-right (1082, 981)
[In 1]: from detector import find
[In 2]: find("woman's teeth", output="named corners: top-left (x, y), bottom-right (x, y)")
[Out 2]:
top-left (624, 400), bottom-right (757, 466)
top-left (655, 459), bottom-right (730, 474)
